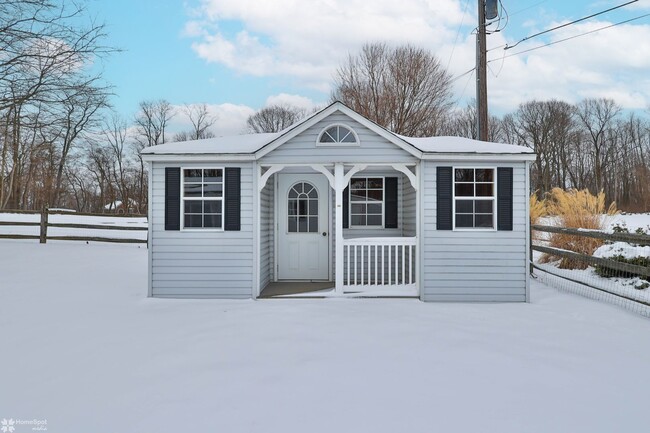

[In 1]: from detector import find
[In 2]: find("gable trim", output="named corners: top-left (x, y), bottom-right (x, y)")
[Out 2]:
top-left (255, 101), bottom-right (423, 159)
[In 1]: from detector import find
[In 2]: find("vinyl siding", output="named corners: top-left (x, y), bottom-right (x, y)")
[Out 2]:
top-left (259, 175), bottom-right (274, 290)
top-left (421, 161), bottom-right (528, 302)
top-left (150, 161), bottom-right (254, 298)
top-left (402, 178), bottom-right (417, 237)
top-left (259, 112), bottom-right (418, 164)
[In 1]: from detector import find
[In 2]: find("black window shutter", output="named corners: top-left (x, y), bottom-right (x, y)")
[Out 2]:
top-left (497, 167), bottom-right (513, 231)
top-left (384, 177), bottom-right (398, 228)
top-left (164, 167), bottom-right (181, 231)
top-left (342, 185), bottom-right (349, 229)
top-left (437, 167), bottom-right (453, 230)
top-left (224, 167), bottom-right (241, 231)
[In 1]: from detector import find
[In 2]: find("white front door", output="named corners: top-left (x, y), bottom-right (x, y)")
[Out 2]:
top-left (277, 174), bottom-right (330, 280)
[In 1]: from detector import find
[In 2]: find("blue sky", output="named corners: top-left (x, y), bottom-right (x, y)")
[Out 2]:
top-left (85, 0), bottom-right (650, 134)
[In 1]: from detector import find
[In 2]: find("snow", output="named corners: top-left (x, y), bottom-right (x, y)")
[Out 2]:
top-left (139, 101), bottom-right (533, 158)
top-left (140, 132), bottom-right (279, 155)
top-left (594, 242), bottom-right (650, 260)
top-left (400, 135), bottom-right (534, 154)
top-left (141, 132), bottom-right (534, 157)
top-left (608, 213), bottom-right (650, 233)
top-left (2, 240), bottom-right (650, 432)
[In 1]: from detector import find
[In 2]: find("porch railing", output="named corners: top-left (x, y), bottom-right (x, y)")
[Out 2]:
top-left (343, 237), bottom-right (416, 289)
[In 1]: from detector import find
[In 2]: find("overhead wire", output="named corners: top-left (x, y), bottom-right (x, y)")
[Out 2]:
top-left (504, 0), bottom-right (639, 50)
top-left (447, 0), bottom-right (472, 70)
top-left (488, 12), bottom-right (650, 63)
top-left (450, 66), bottom-right (476, 83)
top-left (508, 0), bottom-right (549, 18)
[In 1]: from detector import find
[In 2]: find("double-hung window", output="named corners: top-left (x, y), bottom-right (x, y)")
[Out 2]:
top-left (454, 168), bottom-right (495, 229)
top-left (182, 168), bottom-right (223, 229)
top-left (349, 177), bottom-right (384, 227)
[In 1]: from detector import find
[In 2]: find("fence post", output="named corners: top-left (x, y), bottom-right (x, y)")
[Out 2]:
top-left (39, 205), bottom-right (48, 244)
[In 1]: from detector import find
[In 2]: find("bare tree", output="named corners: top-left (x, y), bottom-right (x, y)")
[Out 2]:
top-left (0, 0), bottom-right (115, 210)
top-left (246, 104), bottom-right (307, 133)
top-left (442, 101), bottom-right (505, 142)
top-left (173, 103), bottom-right (216, 141)
top-left (332, 42), bottom-right (453, 137)
top-left (576, 98), bottom-right (621, 194)
top-left (132, 100), bottom-right (174, 212)
top-left (133, 100), bottom-right (174, 148)
top-left (51, 81), bottom-right (110, 205)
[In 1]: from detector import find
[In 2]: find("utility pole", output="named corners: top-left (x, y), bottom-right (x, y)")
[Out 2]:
top-left (476, 0), bottom-right (488, 141)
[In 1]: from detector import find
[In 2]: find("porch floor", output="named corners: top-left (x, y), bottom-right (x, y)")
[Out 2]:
top-left (259, 282), bottom-right (335, 298)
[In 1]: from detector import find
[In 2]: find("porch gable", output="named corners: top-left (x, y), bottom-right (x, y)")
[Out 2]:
top-left (257, 105), bottom-right (420, 165)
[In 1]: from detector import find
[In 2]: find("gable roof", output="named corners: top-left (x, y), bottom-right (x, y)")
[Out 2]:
top-left (141, 101), bottom-right (534, 158)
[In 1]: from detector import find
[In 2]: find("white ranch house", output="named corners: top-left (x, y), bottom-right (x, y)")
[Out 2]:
top-left (141, 102), bottom-right (535, 301)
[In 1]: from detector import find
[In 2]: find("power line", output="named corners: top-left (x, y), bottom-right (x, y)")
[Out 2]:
top-left (505, 0), bottom-right (639, 50)
top-left (450, 66), bottom-right (476, 83)
top-left (454, 68), bottom-right (476, 106)
top-left (508, 0), bottom-right (549, 18)
top-left (447, 0), bottom-right (472, 70)
top-left (488, 12), bottom-right (650, 63)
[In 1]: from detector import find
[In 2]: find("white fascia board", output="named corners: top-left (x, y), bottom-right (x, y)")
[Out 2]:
top-left (141, 153), bottom-right (256, 163)
top-left (420, 153), bottom-right (536, 162)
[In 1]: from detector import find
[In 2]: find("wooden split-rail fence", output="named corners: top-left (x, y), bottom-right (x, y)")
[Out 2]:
top-left (0, 208), bottom-right (147, 244)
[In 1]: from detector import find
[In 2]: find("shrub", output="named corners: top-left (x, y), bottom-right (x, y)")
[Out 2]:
top-left (540, 188), bottom-right (618, 269)
top-left (594, 254), bottom-right (650, 286)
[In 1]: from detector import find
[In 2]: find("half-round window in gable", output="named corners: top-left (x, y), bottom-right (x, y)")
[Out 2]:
top-left (317, 124), bottom-right (359, 145)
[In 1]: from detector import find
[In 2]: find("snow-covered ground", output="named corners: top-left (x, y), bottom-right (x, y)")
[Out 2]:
top-left (2, 240), bottom-right (650, 433)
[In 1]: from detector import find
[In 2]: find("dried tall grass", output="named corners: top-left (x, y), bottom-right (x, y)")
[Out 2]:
top-left (530, 193), bottom-right (546, 242)
top-left (530, 193), bottom-right (546, 225)
top-left (539, 188), bottom-right (618, 269)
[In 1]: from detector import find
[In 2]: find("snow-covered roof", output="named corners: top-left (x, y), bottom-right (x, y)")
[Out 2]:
top-left (140, 101), bottom-right (533, 157)
top-left (400, 135), bottom-right (534, 154)
top-left (140, 132), bottom-right (280, 155)
top-left (141, 132), bottom-right (532, 156)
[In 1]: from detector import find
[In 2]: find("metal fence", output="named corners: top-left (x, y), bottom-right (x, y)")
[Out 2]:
top-left (531, 224), bottom-right (650, 317)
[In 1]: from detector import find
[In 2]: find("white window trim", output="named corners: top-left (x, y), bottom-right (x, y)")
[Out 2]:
top-left (315, 123), bottom-right (360, 147)
top-left (348, 176), bottom-right (385, 229)
top-left (180, 166), bottom-right (225, 232)
top-left (452, 166), bottom-right (497, 231)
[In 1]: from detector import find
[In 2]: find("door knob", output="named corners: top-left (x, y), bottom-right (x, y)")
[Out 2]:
top-left (322, 232), bottom-right (327, 236)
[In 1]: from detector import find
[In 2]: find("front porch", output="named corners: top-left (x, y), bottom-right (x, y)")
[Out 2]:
top-left (255, 162), bottom-right (420, 298)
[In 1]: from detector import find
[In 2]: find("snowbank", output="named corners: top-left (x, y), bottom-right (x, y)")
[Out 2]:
top-left (594, 242), bottom-right (650, 259)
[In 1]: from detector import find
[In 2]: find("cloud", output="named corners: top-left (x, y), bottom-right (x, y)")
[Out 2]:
top-left (185, 0), bottom-right (650, 113)
top-left (486, 19), bottom-right (650, 111)
top-left (264, 93), bottom-right (317, 110)
top-left (187, 0), bottom-right (464, 89)
top-left (168, 102), bottom-right (255, 136)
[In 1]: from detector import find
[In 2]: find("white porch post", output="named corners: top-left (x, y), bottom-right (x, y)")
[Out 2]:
top-left (334, 163), bottom-right (345, 294)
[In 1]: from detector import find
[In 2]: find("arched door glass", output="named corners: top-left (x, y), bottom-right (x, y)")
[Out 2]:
top-left (288, 182), bottom-right (318, 233)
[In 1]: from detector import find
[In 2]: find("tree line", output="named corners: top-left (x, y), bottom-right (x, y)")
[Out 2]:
top-left (1, 4), bottom-right (648, 214)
